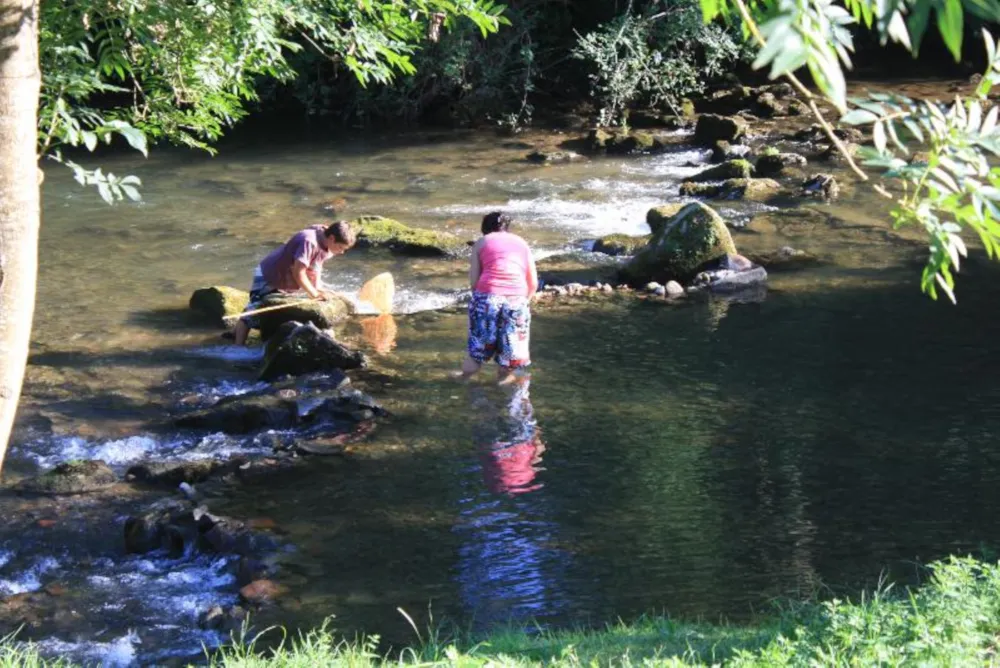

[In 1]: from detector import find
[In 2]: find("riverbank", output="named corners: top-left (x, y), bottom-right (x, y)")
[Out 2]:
top-left (3, 555), bottom-right (997, 665)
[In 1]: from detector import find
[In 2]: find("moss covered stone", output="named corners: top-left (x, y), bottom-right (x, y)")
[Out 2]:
top-left (756, 152), bottom-right (808, 177)
top-left (17, 460), bottom-right (117, 495)
top-left (352, 215), bottom-right (465, 257)
top-left (593, 233), bottom-right (651, 256)
top-left (646, 204), bottom-right (686, 235)
top-left (622, 202), bottom-right (737, 284)
top-left (684, 159), bottom-right (754, 183)
top-left (681, 178), bottom-right (781, 201)
top-left (255, 293), bottom-right (353, 341)
top-left (189, 286), bottom-right (249, 326)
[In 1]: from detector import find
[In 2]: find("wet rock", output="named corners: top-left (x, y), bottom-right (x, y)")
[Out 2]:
top-left (747, 246), bottom-right (821, 272)
top-left (793, 124), bottom-right (864, 144)
top-left (526, 150), bottom-right (583, 164)
top-left (255, 293), bottom-right (353, 341)
top-left (194, 179), bottom-right (244, 198)
top-left (753, 91), bottom-right (786, 118)
top-left (680, 178), bottom-right (781, 201)
top-left (710, 140), bottom-right (752, 163)
top-left (260, 321), bottom-right (368, 382)
top-left (697, 85), bottom-right (753, 115)
top-left (761, 82), bottom-right (795, 99)
top-left (694, 114), bottom-right (748, 146)
top-left (609, 131), bottom-right (658, 154)
top-left (189, 286), bottom-right (250, 327)
top-left (756, 152), bottom-right (808, 177)
top-left (175, 394), bottom-right (298, 433)
top-left (647, 204), bottom-right (686, 235)
top-left (692, 265), bottom-right (769, 293)
top-left (665, 280), bottom-right (684, 297)
top-left (645, 282), bottom-right (663, 293)
top-left (803, 174), bottom-right (840, 201)
top-left (237, 557), bottom-right (270, 587)
top-left (17, 460), bottom-right (117, 496)
top-left (684, 159), bottom-right (754, 183)
top-left (126, 460), bottom-right (232, 486)
top-left (124, 499), bottom-right (192, 555)
top-left (653, 285), bottom-right (667, 297)
top-left (787, 99), bottom-right (809, 116)
top-left (622, 202), bottom-right (737, 285)
top-left (592, 233), bottom-right (650, 256)
top-left (239, 579), bottom-right (288, 605)
top-left (629, 110), bottom-right (684, 128)
top-left (352, 215), bottom-right (465, 257)
top-left (201, 517), bottom-right (257, 555)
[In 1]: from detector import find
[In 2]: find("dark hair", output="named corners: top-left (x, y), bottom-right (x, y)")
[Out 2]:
top-left (481, 211), bottom-right (512, 235)
top-left (325, 220), bottom-right (356, 246)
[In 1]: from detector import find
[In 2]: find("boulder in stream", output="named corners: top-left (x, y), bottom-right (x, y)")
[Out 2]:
top-left (621, 202), bottom-right (737, 285)
top-left (260, 321), bottom-right (367, 381)
top-left (17, 460), bottom-right (117, 496)
top-left (126, 460), bottom-right (235, 487)
top-left (684, 159), bottom-right (755, 183)
top-left (647, 204), bottom-right (686, 235)
top-left (592, 233), bottom-right (651, 256)
top-left (352, 215), bottom-right (465, 256)
top-left (255, 293), bottom-right (353, 341)
top-left (680, 178), bottom-right (782, 201)
top-left (756, 152), bottom-right (808, 177)
top-left (694, 114), bottom-right (748, 146)
top-left (189, 286), bottom-right (250, 327)
top-left (174, 393), bottom-right (299, 433)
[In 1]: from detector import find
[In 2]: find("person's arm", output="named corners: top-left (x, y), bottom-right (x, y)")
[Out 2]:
top-left (292, 260), bottom-right (325, 300)
top-left (525, 246), bottom-right (538, 299)
top-left (469, 239), bottom-right (483, 290)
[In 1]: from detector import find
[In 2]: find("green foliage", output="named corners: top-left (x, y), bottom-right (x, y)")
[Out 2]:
top-left (38, 0), bottom-right (508, 202)
top-left (698, 0), bottom-right (1000, 301)
top-left (572, 4), bottom-right (748, 127)
top-left (843, 31), bottom-right (1000, 301)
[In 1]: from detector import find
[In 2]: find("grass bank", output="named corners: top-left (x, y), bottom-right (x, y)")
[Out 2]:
top-left (7, 556), bottom-right (1000, 666)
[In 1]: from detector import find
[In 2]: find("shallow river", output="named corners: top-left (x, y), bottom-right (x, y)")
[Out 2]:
top-left (6, 79), bottom-right (1000, 665)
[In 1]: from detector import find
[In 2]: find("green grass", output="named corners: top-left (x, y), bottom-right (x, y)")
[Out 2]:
top-left (8, 557), bottom-right (1000, 666)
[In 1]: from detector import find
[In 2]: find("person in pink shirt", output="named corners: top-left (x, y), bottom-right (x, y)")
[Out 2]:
top-left (234, 221), bottom-right (356, 345)
top-left (457, 211), bottom-right (538, 382)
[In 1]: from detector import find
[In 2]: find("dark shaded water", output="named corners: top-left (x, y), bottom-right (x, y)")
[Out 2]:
top-left (6, 78), bottom-right (1000, 663)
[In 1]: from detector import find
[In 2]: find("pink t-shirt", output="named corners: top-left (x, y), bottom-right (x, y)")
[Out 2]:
top-left (475, 232), bottom-right (534, 297)
top-left (259, 225), bottom-right (333, 291)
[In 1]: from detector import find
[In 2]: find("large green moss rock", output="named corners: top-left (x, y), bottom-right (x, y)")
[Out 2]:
top-left (646, 204), bottom-right (686, 235)
top-left (255, 293), bottom-right (353, 340)
top-left (189, 286), bottom-right (249, 326)
top-left (352, 215), bottom-right (465, 256)
top-left (622, 202), bottom-right (737, 284)
top-left (684, 159), bottom-right (754, 183)
top-left (593, 233), bottom-right (651, 256)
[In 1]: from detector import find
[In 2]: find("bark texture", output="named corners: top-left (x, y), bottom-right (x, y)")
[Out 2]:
top-left (0, 0), bottom-right (40, 468)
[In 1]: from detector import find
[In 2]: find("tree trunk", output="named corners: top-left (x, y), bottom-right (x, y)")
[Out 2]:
top-left (0, 0), bottom-right (39, 470)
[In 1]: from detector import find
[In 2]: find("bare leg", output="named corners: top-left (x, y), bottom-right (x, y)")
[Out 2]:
top-left (497, 366), bottom-right (516, 384)
top-left (451, 355), bottom-right (482, 379)
top-left (234, 319), bottom-right (250, 346)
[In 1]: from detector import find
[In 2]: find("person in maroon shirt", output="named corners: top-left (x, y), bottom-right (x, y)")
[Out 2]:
top-left (234, 221), bottom-right (356, 345)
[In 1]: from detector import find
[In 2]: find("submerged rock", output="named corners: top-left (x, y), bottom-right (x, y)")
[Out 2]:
top-left (124, 500), bottom-right (269, 557)
top-left (621, 202), bottom-right (737, 284)
top-left (352, 215), bottom-right (465, 256)
top-left (684, 159), bottom-right (755, 183)
top-left (694, 114), bottom-right (748, 146)
top-left (593, 233), bottom-right (651, 256)
top-left (255, 293), bottom-right (353, 341)
top-left (753, 91), bottom-right (786, 118)
top-left (260, 321), bottom-right (368, 381)
top-left (239, 579), bottom-right (288, 605)
top-left (526, 150), bottom-right (584, 164)
top-left (803, 174), bottom-right (840, 201)
top-left (126, 460), bottom-right (232, 487)
top-left (189, 286), bottom-right (249, 326)
top-left (710, 140), bottom-right (752, 163)
top-left (692, 265), bottom-right (769, 293)
top-left (174, 394), bottom-right (299, 433)
top-left (17, 460), bottom-right (117, 496)
top-left (747, 246), bottom-right (822, 272)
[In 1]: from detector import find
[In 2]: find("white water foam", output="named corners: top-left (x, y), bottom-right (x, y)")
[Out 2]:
top-left (184, 345), bottom-right (266, 363)
top-left (25, 432), bottom-right (271, 470)
top-left (431, 197), bottom-right (660, 237)
top-left (37, 632), bottom-right (140, 668)
top-left (0, 555), bottom-right (60, 595)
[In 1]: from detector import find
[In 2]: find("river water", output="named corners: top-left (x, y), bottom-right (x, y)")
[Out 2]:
top-left (6, 79), bottom-right (1000, 664)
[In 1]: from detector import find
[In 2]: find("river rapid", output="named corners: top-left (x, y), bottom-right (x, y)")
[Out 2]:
top-left (4, 78), bottom-right (1000, 665)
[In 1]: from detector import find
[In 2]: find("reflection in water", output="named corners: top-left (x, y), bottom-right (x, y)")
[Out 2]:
top-left (359, 314), bottom-right (398, 354)
top-left (453, 376), bottom-right (566, 629)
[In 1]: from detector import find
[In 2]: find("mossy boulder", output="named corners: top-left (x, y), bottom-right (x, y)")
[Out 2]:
top-left (622, 202), bottom-right (737, 284)
top-left (255, 293), bottom-right (353, 341)
top-left (684, 159), bottom-right (754, 183)
top-left (17, 460), bottom-right (117, 496)
top-left (586, 129), bottom-right (662, 154)
top-left (587, 128), bottom-right (614, 151)
top-left (189, 286), bottom-right (249, 326)
top-left (694, 114), bottom-right (748, 146)
top-left (756, 153), bottom-right (808, 177)
top-left (753, 92), bottom-right (786, 118)
top-left (593, 234), bottom-right (651, 256)
top-left (710, 140), bottom-right (751, 163)
top-left (646, 204), bottom-right (686, 235)
top-left (352, 215), bottom-right (464, 257)
top-left (680, 178), bottom-right (782, 201)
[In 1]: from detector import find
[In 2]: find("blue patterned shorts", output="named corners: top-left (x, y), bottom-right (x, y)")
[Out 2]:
top-left (467, 291), bottom-right (531, 368)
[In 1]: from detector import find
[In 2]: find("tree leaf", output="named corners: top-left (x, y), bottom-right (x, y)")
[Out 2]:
top-left (841, 108), bottom-right (879, 125)
top-left (873, 120), bottom-right (887, 153)
top-left (907, 2), bottom-right (932, 53)
top-left (937, 0), bottom-right (964, 61)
